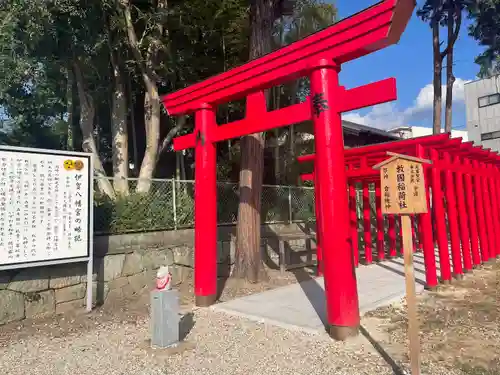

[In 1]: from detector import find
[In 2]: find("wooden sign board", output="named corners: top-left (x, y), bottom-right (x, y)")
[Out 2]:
top-left (373, 152), bottom-right (432, 375)
top-left (374, 153), bottom-right (430, 215)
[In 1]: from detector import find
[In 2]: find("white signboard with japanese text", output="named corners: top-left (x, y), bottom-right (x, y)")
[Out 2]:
top-left (0, 146), bottom-right (93, 270)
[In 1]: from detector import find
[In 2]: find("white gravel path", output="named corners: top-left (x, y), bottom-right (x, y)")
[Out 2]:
top-left (0, 308), bottom-right (401, 375)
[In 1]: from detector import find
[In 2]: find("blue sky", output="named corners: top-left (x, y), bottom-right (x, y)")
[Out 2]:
top-left (332, 0), bottom-right (485, 130)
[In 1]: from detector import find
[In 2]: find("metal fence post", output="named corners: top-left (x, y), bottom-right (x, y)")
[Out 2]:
top-left (288, 186), bottom-right (293, 223)
top-left (172, 179), bottom-right (177, 230)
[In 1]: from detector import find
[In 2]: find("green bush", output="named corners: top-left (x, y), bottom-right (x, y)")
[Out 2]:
top-left (93, 189), bottom-right (194, 234)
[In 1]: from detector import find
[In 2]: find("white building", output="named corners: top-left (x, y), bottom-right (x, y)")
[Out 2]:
top-left (387, 126), bottom-right (468, 141)
top-left (464, 75), bottom-right (500, 151)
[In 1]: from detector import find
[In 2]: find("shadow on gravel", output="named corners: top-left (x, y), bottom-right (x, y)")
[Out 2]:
top-left (359, 325), bottom-right (406, 375)
top-left (179, 312), bottom-right (195, 341)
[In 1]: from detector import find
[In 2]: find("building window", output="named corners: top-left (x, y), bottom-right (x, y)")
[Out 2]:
top-left (481, 131), bottom-right (500, 141)
top-left (478, 93), bottom-right (500, 108)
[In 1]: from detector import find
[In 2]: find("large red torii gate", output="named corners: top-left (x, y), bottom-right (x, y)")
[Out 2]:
top-left (162, 0), bottom-right (416, 340)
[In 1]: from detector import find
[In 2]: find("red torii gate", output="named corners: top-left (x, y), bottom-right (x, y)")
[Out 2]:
top-left (162, 0), bottom-right (416, 340)
top-left (299, 134), bottom-right (500, 291)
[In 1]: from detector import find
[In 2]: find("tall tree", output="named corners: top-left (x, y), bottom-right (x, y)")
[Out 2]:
top-left (418, 0), bottom-right (465, 134)
top-left (233, 0), bottom-right (290, 282)
top-left (444, 1), bottom-right (466, 133)
top-left (233, 0), bottom-right (334, 281)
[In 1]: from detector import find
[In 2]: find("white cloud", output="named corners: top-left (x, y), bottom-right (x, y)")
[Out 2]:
top-left (343, 78), bottom-right (471, 130)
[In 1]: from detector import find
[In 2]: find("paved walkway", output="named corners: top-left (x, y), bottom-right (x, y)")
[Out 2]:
top-left (212, 252), bottom-right (431, 334)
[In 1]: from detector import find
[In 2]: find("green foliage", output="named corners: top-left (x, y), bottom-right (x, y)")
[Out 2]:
top-left (93, 185), bottom-right (195, 234)
top-left (467, 0), bottom-right (500, 76)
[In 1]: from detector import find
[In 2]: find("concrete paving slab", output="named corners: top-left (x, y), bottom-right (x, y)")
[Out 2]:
top-left (212, 251), bottom-right (432, 335)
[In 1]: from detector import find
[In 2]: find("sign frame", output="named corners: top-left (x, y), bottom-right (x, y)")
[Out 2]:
top-left (0, 145), bottom-right (94, 312)
top-left (374, 152), bottom-right (431, 215)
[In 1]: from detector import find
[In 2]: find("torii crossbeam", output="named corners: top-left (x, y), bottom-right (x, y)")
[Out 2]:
top-left (162, 0), bottom-right (416, 341)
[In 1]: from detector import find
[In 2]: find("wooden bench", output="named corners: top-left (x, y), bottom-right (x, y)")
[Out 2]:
top-left (228, 233), bottom-right (317, 274)
top-left (274, 233), bottom-right (316, 274)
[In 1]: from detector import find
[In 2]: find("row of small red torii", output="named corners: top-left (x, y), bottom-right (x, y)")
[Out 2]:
top-left (162, 0), bottom-right (416, 341)
top-left (299, 133), bottom-right (500, 291)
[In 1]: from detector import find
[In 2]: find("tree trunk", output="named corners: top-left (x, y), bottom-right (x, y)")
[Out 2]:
top-left (233, 0), bottom-right (280, 282)
top-left (175, 151), bottom-right (180, 180)
top-left (66, 66), bottom-right (81, 151)
top-left (444, 4), bottom-right (461, 134)
top-left (444, 18), bottom-right (455, 134)
top-left (121, 0), bottom-right (165, 193)
top-left (110, 50), bottom-right (129, 195)
top-left (274, 128), bottom-right (280, 184)
top-left (66, 67), bottom-right (75, 151)
top-left (136, 89), bottom-right (161, 193)
top-left (126, 69), bottom-right (139, 176)
top-left (156, 115), bottom-right (186, 165)
top-left (73, 61), bottom-right (116, 200)
top-left (180, 151), bottom-right (186, 181)
top-left (432, 18), bottom-right (443, 135)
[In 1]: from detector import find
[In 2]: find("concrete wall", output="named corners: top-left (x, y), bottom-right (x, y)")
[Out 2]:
top-left (465, 75), bottom-right (500, 150)
top-left (0, 223), bottom-right (315, 326)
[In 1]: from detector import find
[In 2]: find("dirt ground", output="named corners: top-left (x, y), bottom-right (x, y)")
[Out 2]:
top-left (365, 261), bottom-right (500, 375)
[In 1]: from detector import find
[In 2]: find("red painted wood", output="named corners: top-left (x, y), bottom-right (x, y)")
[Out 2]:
top-left (453, 156), bottom-right (473, 273)
top-left (362, 182), bottom-right (373, 264)
top-left (473, 160), bottom-right (489, 263)
top-left (375, 183), bottom-right (385, 261)
top-left (314, 171), bottom-right (323, 276)
top-left (193, 106), bottom-right (217, 302)
top-left (443, 152), bottom-right (463, 278)
top-left (349, 183), bottom-right (360, 267)
top-left (430, 149), bottom-right (452, 282)
top-left (310, 64), bottom-right (359, 331)
top-left (463, 159), bottom-right (481, 266)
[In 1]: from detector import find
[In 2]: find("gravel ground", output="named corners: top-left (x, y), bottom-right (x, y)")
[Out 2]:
top-left (0, 308), bottom-right (402, 375)
top-left (1, 264), bottom-right (496, 375)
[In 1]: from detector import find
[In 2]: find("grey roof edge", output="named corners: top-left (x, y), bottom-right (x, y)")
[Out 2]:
top-left (341, 120), bottom-right (400, 139)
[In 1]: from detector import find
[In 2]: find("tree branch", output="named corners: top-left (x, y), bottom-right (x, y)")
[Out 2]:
top-left (440, 4), bottom-right (462, 60)
top-left (120, 0), bottom-right (157, 92)
top-left (156, 115), bottom-right (186, 162)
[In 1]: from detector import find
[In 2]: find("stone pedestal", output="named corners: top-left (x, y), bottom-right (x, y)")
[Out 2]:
top-left (150, 289), bottom-right (179, 348)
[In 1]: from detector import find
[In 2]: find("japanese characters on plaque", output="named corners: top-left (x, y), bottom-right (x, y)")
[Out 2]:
top-left (379, 157), bottom-right (427, 215)
top-left (0, 149), bottom-right (90, 267)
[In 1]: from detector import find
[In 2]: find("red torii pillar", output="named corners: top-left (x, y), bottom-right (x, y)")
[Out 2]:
top-left (314, 171), bottom-right (324, 276)
top-left (430, 149), bottom-right (452, 282)
top-left (463, 158), bottom-right (482, 267)
top-left (349, 182), bottom-right (360, 267)
top-left (375, 182), bottom-right (385, 261)
top-left (494, 162), bottom-right (500, 258)
top-left (480, 161), bottom-right (496, 262)
top-left (416, 145), bottom-right (438, 289)
top-left (362, 181), bottom-right (373, 264)
top-left (453, 155), bottom-right (473, 273)
top-left (472, 160), bottom-right (490, 263)
top-left (443, 152), bottom-right (463, 279)
top-left (486, 163), bottom-right (500, 258)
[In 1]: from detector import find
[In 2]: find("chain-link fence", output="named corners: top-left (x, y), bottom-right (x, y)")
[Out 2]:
top-left (93, 177), bottom-right (316, 235)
